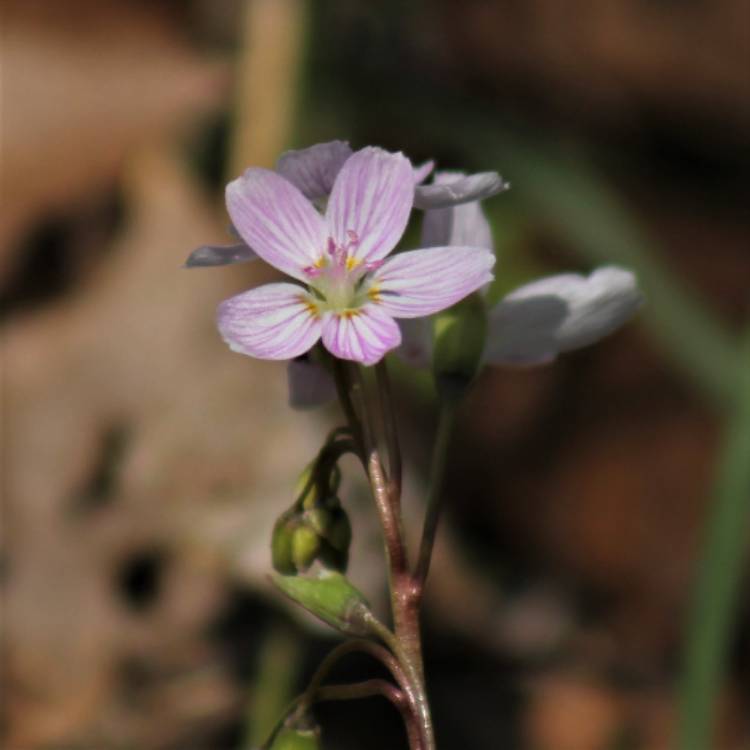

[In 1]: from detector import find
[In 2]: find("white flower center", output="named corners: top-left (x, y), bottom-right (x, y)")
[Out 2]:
top-left (304, 232), bottom-right (382, 313)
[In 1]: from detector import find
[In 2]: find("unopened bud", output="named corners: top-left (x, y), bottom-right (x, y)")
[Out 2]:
top-left (271, 514), bottom-right (298, 576)
top-left (432, 293), bottom-right (487, 402)
top-left (326, 508), bottom-right (352, 554)
top-left (291, 526), bottom-right (320, 572)
top-left (305, 507), bottom-right (333, 537)
top-left (269, 727), bottom-right (321, 750)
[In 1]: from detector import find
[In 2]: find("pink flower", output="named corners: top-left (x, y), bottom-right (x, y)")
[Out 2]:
top-left (216, 147), bottom-right (495, 366)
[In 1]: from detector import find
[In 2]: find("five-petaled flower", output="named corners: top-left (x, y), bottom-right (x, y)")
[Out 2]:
top-left (215, 147), bottom-right (496, 365)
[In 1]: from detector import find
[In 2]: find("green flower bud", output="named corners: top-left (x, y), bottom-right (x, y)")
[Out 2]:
top-left (271, 514), bottom-right (298, 576)
top-left (326, 508), bottom-right (352, 554)
top-left (295, 462), bottom-right (321, 508)
top-left (271, 569), bottom-right (375, 636)
top-left (305, 507), bottom-right (333, 537)
top-left (432, 293), bottom-right (487, 403)
top-left (291, 526), bottom-right (320, 572)
top-left (269, 727), bottom-right (321, 750)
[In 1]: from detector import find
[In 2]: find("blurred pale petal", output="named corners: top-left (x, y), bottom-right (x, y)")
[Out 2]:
top-left (276, 140), bottom-right (353, 201)
top-left (326, 147), bottom-right (414, 263)
top-left (398, 317), bottom-right (432, 367)
top-left (287, 356), bottom-right (337, 409)
top-left (485, 267), bottom-right (642, 365)
top-left (183, 242), bottom-right (258, 268)
top-left (226, 168), bottom-right (327, 282)
top-left (413, 160), bottom-right (435, 185)
top-left (414, 171), bottom-right (509, 210)
top-left (321, 305), bottom-right (402, 365)
top-left (420, 172), bottom-right (493, 250)
top-left (372, 246), bottom-right (495, 318)
top-left (217, 283), bottom-right (323, 360)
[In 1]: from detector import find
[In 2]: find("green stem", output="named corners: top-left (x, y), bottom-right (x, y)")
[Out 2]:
top-left (364, 615), bottom-right (435, 750)
top-left (376, 360), bottom-right (402, 492)
top-left (244, 620), bottom-right (301, 749)
top-left (414, 401), bottom-right (457, 591)
top-left (677, 326), bottom-right (750, 750)
top-left (331, 359), bottom-right (367, 462)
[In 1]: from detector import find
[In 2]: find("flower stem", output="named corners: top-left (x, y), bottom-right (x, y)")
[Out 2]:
top-left (332, 360), bottom-right (435, 749)
top-left (414, 401), bottom-right (457, 592)
top-left (331, 358), bottom-right (367, 461)
top-left (376, 360), bottom-right (402, 492)
top-left (677, 326), bottom-right (750, 750)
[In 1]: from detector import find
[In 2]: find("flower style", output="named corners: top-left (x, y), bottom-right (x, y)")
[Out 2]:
top-left (215, 148), bottom-right (496, 365)
top-left (399, 171), bottom-right (643, 367)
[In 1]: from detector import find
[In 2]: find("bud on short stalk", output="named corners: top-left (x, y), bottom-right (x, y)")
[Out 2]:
top-left (432, 293), bottom-right (487, 402)
top-left (269, 727), bottom-right (321, 750)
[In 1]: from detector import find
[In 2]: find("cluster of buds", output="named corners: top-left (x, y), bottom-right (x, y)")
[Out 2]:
top-left (272, 463), bottom-right (352, 575)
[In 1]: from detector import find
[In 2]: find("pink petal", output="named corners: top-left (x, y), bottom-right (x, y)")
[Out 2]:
top-left (325, 147), bottom-right (414, 264)
top-left (372, 246), bottom-right (495, 318)
top-left (226, 169), bottom-right (327, 282)
top-left (275, 141), bottom-right (353, 201)
top-left (217, 283), bottom-right (323, 360)
top-left (321, 305), bottom-right (402, 365)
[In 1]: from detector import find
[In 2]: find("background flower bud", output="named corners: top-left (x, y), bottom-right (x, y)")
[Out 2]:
top-left (432, 293), bottom-right (488, 402)
top-left (269, 727), bottom-right (321, 750)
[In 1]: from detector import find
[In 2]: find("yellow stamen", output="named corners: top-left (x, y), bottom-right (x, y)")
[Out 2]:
top-left (345, 256), bottom-right (360, 271)
top-left (299, 296), bottom-right (320, 319)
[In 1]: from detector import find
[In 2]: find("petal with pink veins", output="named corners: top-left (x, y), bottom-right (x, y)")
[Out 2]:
top-left (321, 305), bottom-right (402, 365)
top-left (217, 283), bottom-right (323, 360)
top-left (372, 246), bottom-right (495, 318)
top-left (326, 147), bottom-right (414, 264)
top-left (226, 169), bottom-right (327, 282)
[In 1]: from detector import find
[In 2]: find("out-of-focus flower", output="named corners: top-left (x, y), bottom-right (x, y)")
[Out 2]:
top-left (399, 171), bottom-right (643, 368)
top-left (184, 141), bottom-right (508, 268)
top-left (214, 147), bottom-right (495, 365)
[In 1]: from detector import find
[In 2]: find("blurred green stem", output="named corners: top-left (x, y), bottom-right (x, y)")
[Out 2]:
top-left (415, 402), bottom-right (457, 591)
top-left (677, 324), bottom-right (750, 750)
top-left (245, 621), bottom-right (302, 748)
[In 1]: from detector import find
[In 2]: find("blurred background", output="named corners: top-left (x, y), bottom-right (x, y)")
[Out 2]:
top-left (2, 1), bottom-right (749, 748)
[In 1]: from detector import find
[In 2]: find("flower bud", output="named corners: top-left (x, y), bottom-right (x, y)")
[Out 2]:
top-left (291, 526), bottom-right (321, 572)
top-left (271, 514), bottom-right (299, 576)
top-left (432, 293), bottom-right (487, 402)
top-left (269, 727), bottom-right (321, 750)
top-left (271, 569), bottom-right (375, 636)
top-left (326, 508), bottom-right (352, 555)
top-left (305, 507), bottom-right (333, 537)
